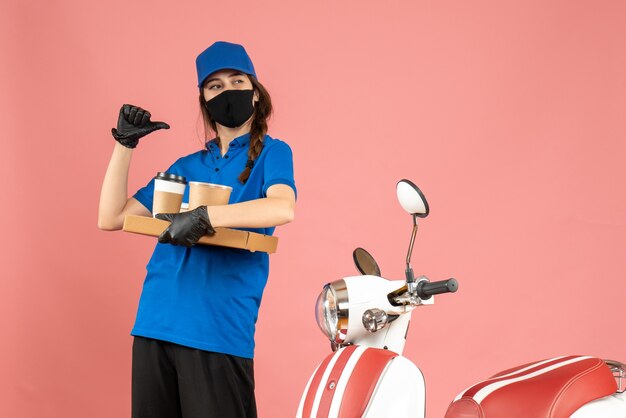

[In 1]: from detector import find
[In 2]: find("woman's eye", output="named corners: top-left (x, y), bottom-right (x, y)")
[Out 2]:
top-left (234, 79), bottom-right (243, 84)
top-left (209, 84), bottom-right (221, 90)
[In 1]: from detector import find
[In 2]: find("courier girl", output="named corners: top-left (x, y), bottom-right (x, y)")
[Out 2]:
top-left (98, 41), bottom-right (296, 418)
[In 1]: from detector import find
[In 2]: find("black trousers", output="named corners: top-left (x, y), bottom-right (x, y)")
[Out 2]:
top-left (132, 336), bottom-right (257, 418)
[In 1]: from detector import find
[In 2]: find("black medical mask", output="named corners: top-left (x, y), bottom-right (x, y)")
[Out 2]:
top-left (204, 89), bottom-right (255, 128)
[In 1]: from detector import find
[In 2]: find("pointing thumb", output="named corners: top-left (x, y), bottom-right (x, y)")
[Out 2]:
top-left (151, 121), bottom-right (170, 130)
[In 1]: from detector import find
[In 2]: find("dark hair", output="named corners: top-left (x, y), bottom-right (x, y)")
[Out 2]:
top-left (198, 75), bottom-right (273, 184)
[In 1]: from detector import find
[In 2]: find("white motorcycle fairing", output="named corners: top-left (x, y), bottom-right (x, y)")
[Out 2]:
top-left (297, 345), bottom-right (426, 418)
top-left (335, 275), bottom-right (430, 354)
top-left (570, 391), bottom-right (626, 417)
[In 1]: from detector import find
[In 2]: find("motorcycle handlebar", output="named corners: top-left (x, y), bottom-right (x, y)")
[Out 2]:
top-left (416, 278), bottom-right (458, 300)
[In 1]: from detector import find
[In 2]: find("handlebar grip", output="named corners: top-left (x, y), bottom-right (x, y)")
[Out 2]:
top-left (416, 278), bottom-right (458, 300)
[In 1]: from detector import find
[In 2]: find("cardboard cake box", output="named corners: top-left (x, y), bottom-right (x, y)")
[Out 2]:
top-left (123, 215), bottom-right (278, 253)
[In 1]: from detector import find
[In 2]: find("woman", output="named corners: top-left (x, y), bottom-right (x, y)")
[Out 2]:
top-left (98, 40), bottom-right (297, 418)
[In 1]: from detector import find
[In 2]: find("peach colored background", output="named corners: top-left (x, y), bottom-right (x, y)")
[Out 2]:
top-left (2, 0), bottom-right (625, 417)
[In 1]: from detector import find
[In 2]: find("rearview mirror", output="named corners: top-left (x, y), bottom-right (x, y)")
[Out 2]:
top-left (396, 179), bottom-right (429, 217)
top-left (353, 247), bottom-right (382, 276)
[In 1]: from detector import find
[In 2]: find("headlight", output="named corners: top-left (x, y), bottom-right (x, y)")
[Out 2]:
top-left (315, 284), bottom-right (337, 340)
top-left (315, 280), bottom-right (349, 344)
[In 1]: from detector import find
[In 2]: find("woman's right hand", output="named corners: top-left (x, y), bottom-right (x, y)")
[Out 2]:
top-left (111, 104), bottom-right (170, 149)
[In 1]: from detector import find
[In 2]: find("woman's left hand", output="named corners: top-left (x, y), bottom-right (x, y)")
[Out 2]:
top-left (155, 206), bottom-right (215, 247)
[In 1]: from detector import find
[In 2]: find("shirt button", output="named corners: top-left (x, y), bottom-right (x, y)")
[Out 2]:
top-left (216, 156), bottom-right (220, 159)
top-left (224, 155), bottom-right (229, 159)
top-left (215, 168), bottom-right (219, 172)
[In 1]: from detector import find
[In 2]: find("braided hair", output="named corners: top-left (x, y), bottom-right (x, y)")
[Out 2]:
top-left (199, 75), bottom-right (273, 184)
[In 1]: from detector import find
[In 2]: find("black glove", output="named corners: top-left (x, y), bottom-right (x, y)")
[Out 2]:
top-left (111, 104), bottom-right (170, 149)
top-left (155, 206), bottom-right (216, 247)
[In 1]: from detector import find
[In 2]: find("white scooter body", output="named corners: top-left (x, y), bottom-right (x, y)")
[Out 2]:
top-left (334, 275), bottom-right (430, 354)
top-left (298, 275), bottom-right (626, 418)
top-left (296, 346), bottom-right (426, 418)
top-left (571, 392), bottom-right (626, 417)
top-left (298, 179), bottom-right (626, 418)
top-left (297, 276), bottom-right (428, 418)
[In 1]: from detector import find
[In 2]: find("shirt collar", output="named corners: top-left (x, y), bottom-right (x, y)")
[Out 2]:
top-left (231, 132), bottom-right (251, 148)
top-left (205, 132), bottom-right (251, 150)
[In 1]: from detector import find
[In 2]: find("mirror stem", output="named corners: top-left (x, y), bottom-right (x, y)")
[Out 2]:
top-left (405, 214), bottom-right (418, 287)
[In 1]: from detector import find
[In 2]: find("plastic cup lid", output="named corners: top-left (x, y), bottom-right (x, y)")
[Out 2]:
top-left (155, 172), bottom-right (187, 184)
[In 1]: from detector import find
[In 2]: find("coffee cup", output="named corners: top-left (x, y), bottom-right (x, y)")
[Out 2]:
top-left (188, 181), bottom-right (232, 209)
top-left (152, 172), bottom-right (187, 217)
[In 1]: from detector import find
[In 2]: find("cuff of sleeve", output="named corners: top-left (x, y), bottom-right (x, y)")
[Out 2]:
top-left (133, 190), bottom-right (153, 213)
top-left (262, 178), bottom-right (298, 201)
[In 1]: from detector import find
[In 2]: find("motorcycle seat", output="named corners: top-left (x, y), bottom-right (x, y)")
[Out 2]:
top-left (445, 355), bottom-right (617, 418)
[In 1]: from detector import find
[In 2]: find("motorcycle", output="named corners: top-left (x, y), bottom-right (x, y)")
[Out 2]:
top-left (296, 179), bottom-right (626, 418)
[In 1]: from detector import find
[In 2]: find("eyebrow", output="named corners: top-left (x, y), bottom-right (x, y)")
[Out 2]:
top-left (204, 72), bottom-right (245, 85)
